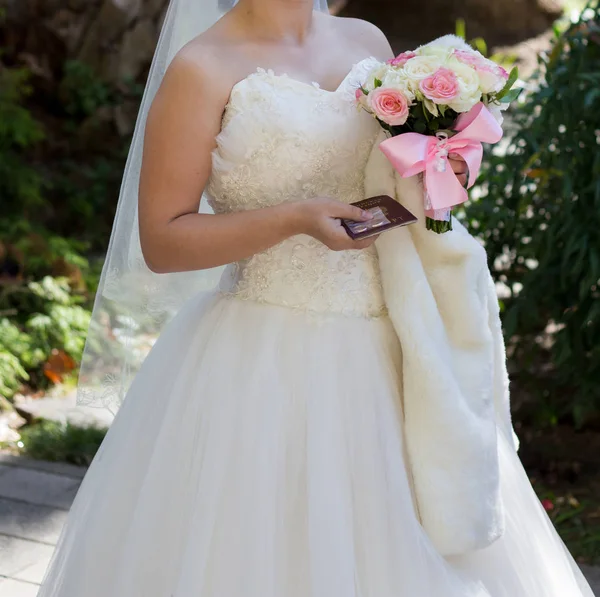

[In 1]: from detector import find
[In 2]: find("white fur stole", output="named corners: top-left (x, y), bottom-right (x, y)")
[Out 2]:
top-left (365, 130), bottom-right (518, 556)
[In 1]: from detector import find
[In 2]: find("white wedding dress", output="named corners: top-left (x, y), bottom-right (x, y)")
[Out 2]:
top-left (38, 58), bottom-right (594, 597)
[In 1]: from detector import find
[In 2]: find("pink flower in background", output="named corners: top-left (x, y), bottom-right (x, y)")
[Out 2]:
top-left (369, 87), bottom-right (410, 126)
top-left (541, 499), bottom-right (555, 512)
top-left (419, 68), bottom-right (459, 104)
top-left (387, 51), bottom-right (418, 68)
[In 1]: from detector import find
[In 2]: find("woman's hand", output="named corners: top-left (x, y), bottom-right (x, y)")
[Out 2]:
top-left (296, 197), bottom-right (379, 251)
top-left (449, 153), bottom-right (468, 187)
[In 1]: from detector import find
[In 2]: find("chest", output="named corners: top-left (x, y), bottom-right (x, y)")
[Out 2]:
top-left (208, 59), bottom-right (381, 213)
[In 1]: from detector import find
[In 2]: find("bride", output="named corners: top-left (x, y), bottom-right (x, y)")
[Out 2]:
top-left (38, 0), bottom-right (594, 595)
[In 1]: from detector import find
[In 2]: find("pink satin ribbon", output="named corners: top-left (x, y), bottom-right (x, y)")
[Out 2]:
top-left (379, 103), bottom-right (503, 219)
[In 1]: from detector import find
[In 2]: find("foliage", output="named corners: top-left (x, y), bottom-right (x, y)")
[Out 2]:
top-left (0, 277), bottom-right (91, 398)
top-left (0, 348), bottom-right (28, 398)
top-left (0, 67), bottom-right (45, 210)
top-left (0, 56), bottom-right (139, 400)
top-left (17, 420), bottom-right (106, 467)
top-left (60, 60), bottom-right (114, 119)
top-left (0, 67), bottom-right (95, 397)
top-left (535, 483), bottom-right (600, 565)
top-left (0, 58), bottom-right (137, 254)
top-left (465, 3), bottom-right (600, 424)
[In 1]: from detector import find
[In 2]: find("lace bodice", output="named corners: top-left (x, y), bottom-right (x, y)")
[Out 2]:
top-left (207, 58), bottom-right (386, 318)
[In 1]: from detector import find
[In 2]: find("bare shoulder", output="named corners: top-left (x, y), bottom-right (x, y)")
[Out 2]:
top-left (143, 38), bottom-right (237, 146)
top-left (161, 38), bottom-right (233, 108)
top-left (329, 15), bottom-right (394, 62)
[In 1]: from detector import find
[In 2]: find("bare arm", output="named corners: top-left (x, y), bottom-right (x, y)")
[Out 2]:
top-left (138, 50), bottom-right (374, 274)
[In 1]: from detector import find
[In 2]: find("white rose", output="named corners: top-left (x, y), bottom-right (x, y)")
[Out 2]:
top-left (417, 45), bottom-right (453, 61)
top-left (452, 51), bottom-right (506, 95)
top-left (382, 70), bottom-right (416, 103)
top-left (402, 55), bottom-right (444, 80)
top-left (477, 65), bottom-right (505, 94)
top-left (419, 34), bottom-right (473, 54)
top-left (402, 55), bottom-right (445, 95)
top-left (364, 64), bottom-right (392, 92)
top-left (446, 59), bottom-right (482, 112)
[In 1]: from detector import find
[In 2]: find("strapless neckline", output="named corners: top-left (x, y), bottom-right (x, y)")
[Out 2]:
top-left (226, 56), bottom-right (376, 106)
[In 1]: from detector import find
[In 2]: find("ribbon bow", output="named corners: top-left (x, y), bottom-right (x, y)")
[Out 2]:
top-left (379, 103), bottom-right (503, 214)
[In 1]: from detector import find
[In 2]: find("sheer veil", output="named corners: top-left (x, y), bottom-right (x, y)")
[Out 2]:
top-left (78, 0), bottom-right (330, 413)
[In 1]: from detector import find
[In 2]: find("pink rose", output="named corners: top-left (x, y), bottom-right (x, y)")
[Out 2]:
top-left (419, 67), bottom-right (459, 104)
top-left (453, 49), bottom-right (509, 93)
top-left (368, 87), bottom-right (410, 126)
top-left (453, 49), bottom-right (483, 67)
top-left (387, 51), bottom-right (418, 68)
top-left (497, 65), bottom-right (509, 80)
top-left (476, 63), bottom-right (507, 93)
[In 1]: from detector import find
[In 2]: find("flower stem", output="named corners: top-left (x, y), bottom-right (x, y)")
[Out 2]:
top-left (426, 216), bottom-right (453, 234)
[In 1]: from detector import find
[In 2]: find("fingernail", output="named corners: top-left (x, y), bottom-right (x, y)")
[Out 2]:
top-left (362, 210), bottom-right (373, 219)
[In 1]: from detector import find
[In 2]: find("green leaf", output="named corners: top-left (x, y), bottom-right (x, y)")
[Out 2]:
top-left (414, 120), bottom-right (427, 134)
top-left (455, 18), bottom-right (466, 40)
top-left (377, 119), bottom-right (393, 134)
top-left (499, 87), bottom-right (522, 104)
top-left (552, 21), bottom-right (562, 39)
top-left (471, 37), bottom-right (488, 56)
top-left (577, 73), bottom-right (600, 83)
top-left (495, 66), bottom-right (519, 101)
top-left (373, 78), bottom-right (383, 89)
top-left (584, 88), bottom-right (600, 109)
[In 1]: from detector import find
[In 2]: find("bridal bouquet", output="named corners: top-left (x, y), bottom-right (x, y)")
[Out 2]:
top-left (356, 36), bottom-right (520, 233)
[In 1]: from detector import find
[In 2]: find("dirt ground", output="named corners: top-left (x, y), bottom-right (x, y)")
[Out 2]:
top-left (518, 422), bottom-right (600, 564)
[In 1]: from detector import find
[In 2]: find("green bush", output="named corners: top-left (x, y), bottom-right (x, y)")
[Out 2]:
top-left (0, 59), bottom-right (138, 251)
top-left (0, 67), bottom-right (45, 210)
top-left (60, 60), bottom-right (114, 119)
top-left (17, 420), bottom-right (106, 466)
top-left (466, 4), bottom-right (600, 424)
top-left (0, 59), bottom-right (133, 400)
top-left (0, 277), bottom-right (91, 398)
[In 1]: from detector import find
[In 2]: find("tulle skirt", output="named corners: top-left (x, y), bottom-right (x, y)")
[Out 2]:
top-left (38, 293), bottom-right (594, 597)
